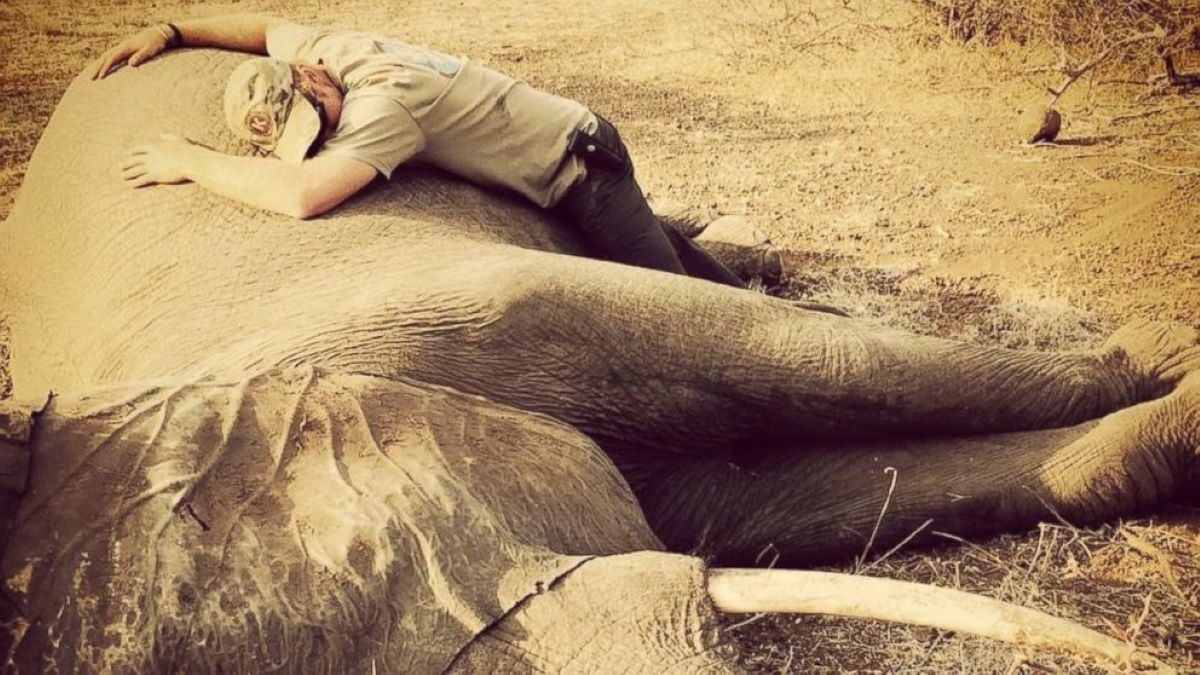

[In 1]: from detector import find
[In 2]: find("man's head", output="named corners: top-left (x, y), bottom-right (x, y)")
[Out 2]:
top-left (223, 58), bottom-right (344, 163)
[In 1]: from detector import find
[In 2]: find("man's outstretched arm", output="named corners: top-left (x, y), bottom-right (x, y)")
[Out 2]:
top-left (92, 14), bottom-right (296, 79)
top-left (121, 134), bottom-right (378, 220)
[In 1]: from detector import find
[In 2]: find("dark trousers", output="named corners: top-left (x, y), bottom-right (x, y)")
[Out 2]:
top-left (551, 117), bottom-right (747, 289)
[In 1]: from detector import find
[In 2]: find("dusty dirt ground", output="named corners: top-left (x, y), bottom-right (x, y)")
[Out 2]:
top-left (2, 0), bottom-right (1198, 672)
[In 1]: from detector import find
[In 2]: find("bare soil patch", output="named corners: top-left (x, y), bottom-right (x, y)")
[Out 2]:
top-left (2, 0), bottom-right (1198, 671)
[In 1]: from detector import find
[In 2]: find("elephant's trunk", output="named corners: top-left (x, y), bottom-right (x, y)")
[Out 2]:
top-left (450, 552), bottom-right (738, 674)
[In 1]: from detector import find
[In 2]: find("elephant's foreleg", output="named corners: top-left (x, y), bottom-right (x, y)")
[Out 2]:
top-left (472, 258), bottom-right (1198, 450)
top-left (633, 372), bottom-right (1200, 566)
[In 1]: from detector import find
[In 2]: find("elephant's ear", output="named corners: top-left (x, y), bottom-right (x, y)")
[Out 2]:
top-left (0, 368), bottom-right (660, 672)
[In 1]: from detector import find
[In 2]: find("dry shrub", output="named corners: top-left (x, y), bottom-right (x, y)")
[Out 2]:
top-left (913, 0), bottom-right (1194, 45)
top-left (912, 0), bottom-right (1200, 79)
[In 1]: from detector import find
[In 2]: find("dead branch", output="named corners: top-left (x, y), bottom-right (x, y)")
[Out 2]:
top-left (1048, 28), bottom-right (1168, 106)
top-left (1160, 54), bottom-right (1200, 87)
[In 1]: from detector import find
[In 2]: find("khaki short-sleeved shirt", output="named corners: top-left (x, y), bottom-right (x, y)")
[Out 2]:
top-left (267, 24), bottom-right (594, 207)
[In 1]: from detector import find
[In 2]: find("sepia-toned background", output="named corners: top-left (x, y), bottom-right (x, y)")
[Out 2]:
top-left (2, 0), bottom-right (1197, 671)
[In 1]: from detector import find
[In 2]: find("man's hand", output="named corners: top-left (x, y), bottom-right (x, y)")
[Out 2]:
top-left (117, 133), bottom-right (377, 219)
top-left (121, 133), bottom-right (194, 187)
top-left (91, 15), bottom-right (288, 81)
top-left (92, 26), bottom-right (174, 80)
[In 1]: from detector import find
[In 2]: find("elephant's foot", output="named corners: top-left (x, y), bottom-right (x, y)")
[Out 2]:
top-left (692, 215), bottom-right (784, 285)
top-left (1032, 369), bottom-right (1200, 523)
top-left (654, 201), bottom-right (784, 284)
top-left (1102, 319), bottom-right (1200, 395)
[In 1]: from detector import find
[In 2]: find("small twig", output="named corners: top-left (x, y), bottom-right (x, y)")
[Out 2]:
top-left (753, 542), bottom-right (781, 568)
top-left (183, 502), bottom-right (210, 531)
top-left (1005, 650), bottom-right (1063, 674)
top-left (1127, 592), bottom-right (1154, 646)
top-left (1023, 486), bottom-right (1079, 530)
top-left (856, 466), bottom-right (898, 572)
top-left (932, 531), bottom-right (1008, 566)
top-left (1161, 54), bottom-right (1200, 88)
top-left (1004, 650), bottom-right (1027, 675)
top-left (1024, 523), bottom-right (1049, 586)
top-left (724, 611), bottom-right (769, 632)
top-left (860, 518), bottom-right (934, 574)
top-left (1122, 529), bottom-right (1189, 604)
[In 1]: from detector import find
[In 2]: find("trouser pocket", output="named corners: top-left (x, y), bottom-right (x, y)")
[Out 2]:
top-left (566, 113), bottom-right (630, 171)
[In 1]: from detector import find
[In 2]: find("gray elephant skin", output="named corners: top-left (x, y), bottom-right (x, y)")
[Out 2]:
top-left (0, 50), bottom-right (1198, 672)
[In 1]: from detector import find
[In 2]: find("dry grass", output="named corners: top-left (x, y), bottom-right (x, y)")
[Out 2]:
top-left (781, 252), bottom-right (1106, 350)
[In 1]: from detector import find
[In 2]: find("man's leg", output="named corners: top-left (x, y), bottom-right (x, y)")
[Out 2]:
top-left (553, 161), bottom-right (689, 276)
top-left (551, 116), bottom-right (746, 288)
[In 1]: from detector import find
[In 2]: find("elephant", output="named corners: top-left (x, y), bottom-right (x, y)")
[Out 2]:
top-left (1, 49), bottom-right (1197, 671)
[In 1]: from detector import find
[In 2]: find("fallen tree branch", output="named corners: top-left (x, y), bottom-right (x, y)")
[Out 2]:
top-left (708, 568), bottom-right (1176, 673)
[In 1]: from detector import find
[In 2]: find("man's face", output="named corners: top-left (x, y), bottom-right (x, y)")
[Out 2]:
top-left (295, 63), bottom-right (344, 143)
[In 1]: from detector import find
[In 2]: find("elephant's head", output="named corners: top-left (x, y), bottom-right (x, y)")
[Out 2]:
top-left (0, 369), bottom-right (739, 672)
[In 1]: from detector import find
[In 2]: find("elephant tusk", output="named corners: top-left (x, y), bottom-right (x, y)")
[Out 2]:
top-left (707, 568), bottom-right (1176, 674)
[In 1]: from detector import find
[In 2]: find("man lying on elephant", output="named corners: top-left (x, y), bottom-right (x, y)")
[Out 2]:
top-left (92, 13), bottom-right (748, 288)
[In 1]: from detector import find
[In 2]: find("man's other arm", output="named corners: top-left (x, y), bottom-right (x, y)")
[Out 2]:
top-left (92, 14), bottom-right (298, 79)
top-left (122, 134), bottom-right (378, 220)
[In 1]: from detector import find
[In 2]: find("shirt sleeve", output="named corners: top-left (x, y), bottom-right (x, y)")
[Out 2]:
top-left (316, 94), bottom-right (426, 179)
top-left (264, 22), bottom-right (318, 62)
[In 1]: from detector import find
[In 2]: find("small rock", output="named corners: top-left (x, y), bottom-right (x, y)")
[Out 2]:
top-left (1019, 106), bottom-right (1062, 144)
